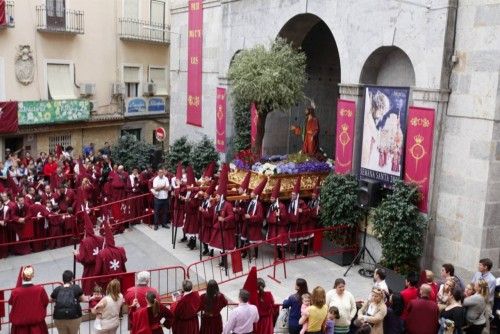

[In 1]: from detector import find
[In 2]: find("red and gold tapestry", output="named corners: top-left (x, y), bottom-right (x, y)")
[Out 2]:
top-left (186, 0), bottom-right (203, 126)
top-left (215, 87), bottom-right (226, 152)
top-left (404, 106), bottom-right (435, 213)
top-left (250, 102), bottom-right (258, 147)
top-left (335, 99), bottom-right (356, 174)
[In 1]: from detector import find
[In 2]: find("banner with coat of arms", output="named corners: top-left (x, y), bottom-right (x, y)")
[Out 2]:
top-left (215, 87), bottom-right (226, 152)
top-left (404, 106), bottom-right (435, 213)
top-left (335, 99), bottom-right (356, 174)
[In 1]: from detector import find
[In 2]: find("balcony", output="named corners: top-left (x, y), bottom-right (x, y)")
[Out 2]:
top-left (118, 18), bottom-right (170, 44)
top-left (0, 1), bottom-right (15, 28)
top-left (36, 5), bottom-right (84, 34)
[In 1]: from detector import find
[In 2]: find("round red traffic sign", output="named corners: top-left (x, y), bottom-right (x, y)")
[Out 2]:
top-left (155, 127), bottom-right (166, 142)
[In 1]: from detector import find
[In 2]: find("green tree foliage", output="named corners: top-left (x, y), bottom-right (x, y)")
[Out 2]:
top-left (373, 181), bottom-right (427, 274)
top-left (190, 135), bottom-right (220, 177)
top-left (165, 136), bottom-right (192, 172)
top-left (228, 38), bottom-right (306, 155)
top-left (319, 174), bottom-right (363, 229)
top-left (110, 134), bottom-right (157, 171)
top-left (232, 100), bottom-right (252, 152)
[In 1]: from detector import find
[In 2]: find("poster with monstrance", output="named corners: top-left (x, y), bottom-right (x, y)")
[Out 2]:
top-left (360, 86), bottom-right (410, 185)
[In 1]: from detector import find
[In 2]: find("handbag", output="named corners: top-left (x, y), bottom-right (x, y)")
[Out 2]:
top-left (274, 307), bottom-right (289, 333)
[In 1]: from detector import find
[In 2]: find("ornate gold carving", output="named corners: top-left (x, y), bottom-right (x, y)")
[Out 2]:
top-left (409, 134), bottom-right (426, 171)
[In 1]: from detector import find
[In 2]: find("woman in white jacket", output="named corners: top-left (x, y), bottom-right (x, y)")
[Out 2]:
top-left (325, 278), bottom-right (357, 334)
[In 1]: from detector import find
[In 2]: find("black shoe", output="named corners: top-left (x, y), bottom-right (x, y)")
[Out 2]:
top-left (209, 249), bottom-right (214, 257)
top-left (188, 238), bottom-right (196, 250)
top-left (241, 251), bottom-right (248, 258)
top-left (153, 225), bottom-right (158, 231)
top-left (180, 236), bottom-right (187, 242)
top-left (162, 224), bottom-right (170, 229)
top-left (202, 248), bottom-right (209, 255)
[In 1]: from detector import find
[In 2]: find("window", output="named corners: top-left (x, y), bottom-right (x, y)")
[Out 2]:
top-left (149, 66), bottom-right (167, 95)
top-left (49, 134), bottom-right (71, 154)
top-left (150, 0), bottom-right (165, 40)
top-left (46, 0), bottom-right (65, 29)
top-left (123, 65), bottom-right (141, 98)
top-left (47, 62), bottom-right (76, 100)
top-left (124, 0), bottom-right (139, 18)
top-left (121, 128), bottom-right (141, 140)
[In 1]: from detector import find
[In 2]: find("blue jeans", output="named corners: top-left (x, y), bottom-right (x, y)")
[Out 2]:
top-left (153, 198), bottom-right (169, 226)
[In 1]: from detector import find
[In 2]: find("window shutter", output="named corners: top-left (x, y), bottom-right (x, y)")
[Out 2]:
top-left (123, 66), bottom-right (140, 83)
top-left (47, 63), bottom-right (76, 100)
top-left (149, 67), bottom-right (167, 95)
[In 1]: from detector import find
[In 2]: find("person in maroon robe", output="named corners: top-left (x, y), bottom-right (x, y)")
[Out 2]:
top-left (287, 176), bottom-right (307, 256)
top-left (125, 271), bottom-right (160, 330)
top-left (126, 168), bottom-right (143, 224)
top-left (61, 207), bottom-right (77, 247)
top-left (266, 179), bottom-right (288, 259)
top-left (131, 291), bottom-right (173, 334)
top-left (54, 184), bottom-right (75, 213)
top-left (171, 279), bottom-right (201, 334)
top-left (301, 178), bottom-right (321, 257)
top-left (199, 181), bottom-right (216, 256)
top-left (41, 185), bottom-right (54, 206)
top-left (2, 192), bottom-right (16, 252)
top-left (255, 278), bottom-right (276, 334)
top-left (50, 167), bottom-right (65, 190)
top-left (172, 163), bottom-right (187, 241)
top-left (243, 178), bottom-right (267, 259)
top-left (208, 165), bottom-right (235, 268)
top-left (94, 220), bottom-right (127, 290)
top-left (235, 171), bottom-right (251, 249)
top-left (24, 187), bottom-right (36, 207)
top-left (199, 279), bottom-right (228, 334)
top-left (26, 195), bottom-right (51, 252)
top-left (183, 166), bottom-right (200, 250)
top-left (8, 195), bottom-right (32, 255)
top-left (74, 211), bottom-right (104, 295)
top-left (47, 203), bottom-right (63, 249)
top-left (0, 200), bottom-right (9, 258)
top-left (108, 165), bottom-right (128, 202)
top-left (9, 266), bottom-right (49, 334)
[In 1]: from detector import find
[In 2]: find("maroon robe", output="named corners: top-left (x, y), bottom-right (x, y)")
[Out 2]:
top-left (62, 214), bottom-right (77, 246)
top-left (405, 297), bottom-right (439, 334)
top-left (109, 170), bottom-right (128, 202)
top-left (9, 203), bottom-right (31, 255)
top-left (173, 186), bottom-right (187, 228)
top-left (199, 293), bottom-right (228, 334)
top-left (266, 201), bottom-right (288, 245)
top-left (47, 212), bottom-right (63, 249)
top-left (50, 172), bottom-right (65, 190)
top-left (54, 188), bottom-right (75, 213)
top-left (9, 284), bottom-right (49, 334)
top-left (94, 244), bottom-right (127, 289)
top-left (172, 291), bottom-right (201, 334)
top-left (76, 234), bottom-right (104, 294)
top-left (40, 192), bottom-right (54, 206)
top-left (302, 198), bottom-right (319, 239)
top-left (209, 200), bottom-right (235, 251)
top-left (126, 174), bottom-right (143, 222)
top-left (199, 201), bottom-right (214, 244)
top-left (234, 200), bottom-right (248, 242)
top-left (183, 192), bottom-right (201, 235)
top-left (255, 291), bottom-right (275, 334)
top-left (131, 304), bottom-right (173, 334)
top-left (0, 204), bottom-right (10, 258)
top-left (245, 200), bottom-right (264, 243)
top-left (287, 198), bottom-right (307, 241)
top-left (26, 203), bottom-right (50, 252)
top-left (125, 286), bottom-right (160, 330)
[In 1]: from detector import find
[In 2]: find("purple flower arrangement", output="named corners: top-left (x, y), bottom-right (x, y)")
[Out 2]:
top-left (233, 156), bottom-right (332, 175)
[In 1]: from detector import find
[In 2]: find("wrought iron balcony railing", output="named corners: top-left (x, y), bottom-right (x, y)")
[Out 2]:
top-left (118, 18), bottom-right (170, 44)
top-left (1, 1), bottom-right (15, 28)
top-left (36, 5), bottom-right (84, 34)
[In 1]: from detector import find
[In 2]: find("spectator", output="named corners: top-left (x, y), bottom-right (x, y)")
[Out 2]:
top-left (324, 306), bottom-right (340, 334)
top-left (299, 286), bottom-right (328, 334)
top-left (91, 279), bottom-right (124, 334)
top-left (439, 287), bottom-right (465, 334)
top-left (438, 277), bottom-right (458, 311)
top-left (325, 278), bottom-right (357, 334)
top-left (43, 156), bottom-right (58, 180)
top-left (223, 289), bottom-right (259, 334)
top-left (255, 278), bottom-right (275, 334)
top-left (125, 271), bottom-right (160, 330)
top-left (83, 143), bottom-right (95, 157)
top-left (400, 272), bottom-right (419, 320)
top-left (99, 142), bottom-right (112, 157)
top-left (357, 288), bottom-right (387, 334)
top-left (383, 292), bottom-right (404, 334)
top-left (372, 268), bottom-right (389, 301)
top-left (425, 269), bottom-right (439, 301)
top-left (405, 284), bottom-right (439, 334)
top-left (463, 279), bottom-right (489, 334)
top-left (171, 279), bottom-right (201, 334)
top-left (199, 280), bottom-right (228, 334)
top-left (51, 270), bottom-right (85, 334)
top-left (471, 258), bottom-right (496, 333)
top-left (9, 266), bottom-right (49, 334)
top-left (282, 278), bottom-right (309, 334)
top-left (441, 263), bottom-right (465, 291)
top-left (150, 167), bottom-right (170, 230)
top-left (299, 293), bottom-right (311, 334)
top-left (131, 291), bottom-right (173, 334)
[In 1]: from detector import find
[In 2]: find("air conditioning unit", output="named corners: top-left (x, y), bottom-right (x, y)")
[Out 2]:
top-left (89, 100), bottom-right (98, 111)
top-left (143, 82), bottom-right (157, 96)
top-left (79, 83), bottom-right (96, 97)
top-left (111, 83), bottom-right (125, 96)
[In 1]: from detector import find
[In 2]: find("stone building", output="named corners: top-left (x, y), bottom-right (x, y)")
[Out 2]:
top-left (169, 0), bottom-right (500, 276)
top-left (0, 0), bottom-right (170, 159)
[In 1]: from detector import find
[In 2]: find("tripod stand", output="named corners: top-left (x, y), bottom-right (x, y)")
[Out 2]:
top-left (344, 209), bottom-right (376, 277)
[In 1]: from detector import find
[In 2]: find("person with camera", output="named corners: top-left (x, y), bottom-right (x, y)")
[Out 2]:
top-left (51, 270), bottom-right (85, 334)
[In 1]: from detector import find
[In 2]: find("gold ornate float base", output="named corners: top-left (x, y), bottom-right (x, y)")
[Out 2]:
top-left (228, 170), bottom-right (329, 201)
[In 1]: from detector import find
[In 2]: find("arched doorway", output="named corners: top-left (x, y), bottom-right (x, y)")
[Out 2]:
top-left (359, 46), bottom-right (415, 86)
top-left (263, 14), bottom-right (341, 157)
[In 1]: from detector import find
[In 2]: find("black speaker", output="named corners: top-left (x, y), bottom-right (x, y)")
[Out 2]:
top-left (357, 179), bottom-right (382, 208)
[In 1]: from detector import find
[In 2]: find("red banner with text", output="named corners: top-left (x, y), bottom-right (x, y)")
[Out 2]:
top-left (186, 0), bottom-right (203, 127)
top-left (215, 87), bottom-right (226, 152)
top-left (404, 106), bottom-right (435, 213)
top-left (250, 102), bottom-right (258, 147)
top-left (335, 99), bottom-right (356, 174)
top-left (0, 101), bottom-right (19, 134)
top-left (0, 0), bottom-right (6, 26)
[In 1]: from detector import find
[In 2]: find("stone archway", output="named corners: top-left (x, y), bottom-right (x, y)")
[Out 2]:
top-left (359, 46), bottom-right (416, 86)
top-left (262, 14), bottom-right (341, 158)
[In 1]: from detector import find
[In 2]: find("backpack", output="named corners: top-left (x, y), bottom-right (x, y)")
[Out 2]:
top-left (54, 286), bottom-right (81, 319)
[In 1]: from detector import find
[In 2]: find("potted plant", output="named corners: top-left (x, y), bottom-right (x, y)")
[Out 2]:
top-left (319, 173), bottom-right (363, 266)
top-left (372, 180), bottom-right (428, 291)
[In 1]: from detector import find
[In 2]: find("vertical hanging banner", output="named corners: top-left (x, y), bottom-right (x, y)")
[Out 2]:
top-left (186, 0), bottom-right (203, 126)
top-left (335, 99), bottom-right (356, 174)
top-left (0, 0), bottom-right (6, 26)
top-left (404, 106), bottom-right (435, 213)
top-left (215, 87), bottom-right (226, 152)
top-left (0, 101), bottom-right (19, 133)
top-left (250, 102), bottom-right (258, 147)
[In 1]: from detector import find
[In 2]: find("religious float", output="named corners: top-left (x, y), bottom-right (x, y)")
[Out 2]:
top-left (228, 152), bottom-right (334, 201)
